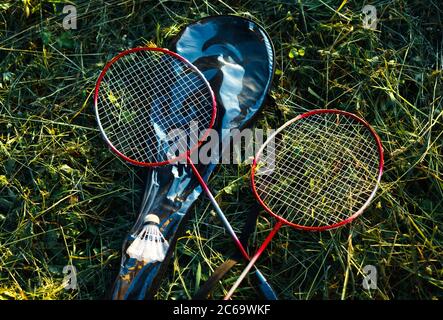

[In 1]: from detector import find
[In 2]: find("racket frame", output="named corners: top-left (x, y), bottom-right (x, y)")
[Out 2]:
top-left (225, 109), bottom-right (384, 299)
top-left (251, 109), bottom-right (384, 231)
top-left (94, 47), bottom-right (217, 167)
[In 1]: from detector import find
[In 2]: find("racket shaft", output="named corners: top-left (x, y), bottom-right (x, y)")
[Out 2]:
top-left (224, 220), bottom-right (283, 300)
top-left (188, 156), bottom-right (277, 299)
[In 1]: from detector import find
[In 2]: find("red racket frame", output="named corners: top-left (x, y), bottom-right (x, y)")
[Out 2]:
top-left (94, 47), bottom-right (217, 167)
top-left (225, 109), bottom-right (384, 299)
top-left (251, 109), bottom-right (384, 232)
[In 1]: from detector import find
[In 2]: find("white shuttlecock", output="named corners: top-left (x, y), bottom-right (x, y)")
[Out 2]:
top-left (126, 214), bottom-right (169, 264)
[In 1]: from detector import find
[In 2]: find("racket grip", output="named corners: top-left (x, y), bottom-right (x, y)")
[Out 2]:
top-left (254, 268), bottom-right (278, 300)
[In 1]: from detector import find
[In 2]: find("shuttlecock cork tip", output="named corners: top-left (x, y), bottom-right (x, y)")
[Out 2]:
top-left (144, 214), bottom-right (160, 225)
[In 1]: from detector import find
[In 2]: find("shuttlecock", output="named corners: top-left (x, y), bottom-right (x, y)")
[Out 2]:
top-left (126, 214), bottom-right (169, 264)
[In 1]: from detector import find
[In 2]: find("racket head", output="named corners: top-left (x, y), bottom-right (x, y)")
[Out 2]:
top-left (94, 47), bottom-right (217, 167)
top-left (251, 109), bottom-right (384, 231)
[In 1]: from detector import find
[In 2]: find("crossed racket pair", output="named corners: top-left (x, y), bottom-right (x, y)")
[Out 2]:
top-left (94, 47), bottom-right (384, 300)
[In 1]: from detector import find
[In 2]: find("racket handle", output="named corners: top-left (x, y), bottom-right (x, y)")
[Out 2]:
top-left (254, 268), bottom-right (278, 300)
top-left (224, 221), bottom-right (283, 300)
top-left (187, 156), bottom-right (277, 300)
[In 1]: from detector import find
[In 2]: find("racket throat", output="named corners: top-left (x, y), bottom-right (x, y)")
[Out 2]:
top-left (254, 220), bottom-right (283, 261)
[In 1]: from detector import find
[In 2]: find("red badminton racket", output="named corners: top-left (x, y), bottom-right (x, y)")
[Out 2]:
top-left (94, 47), bottom-right (276, 298)
top-left (224, 109), bottom-right (384, 299)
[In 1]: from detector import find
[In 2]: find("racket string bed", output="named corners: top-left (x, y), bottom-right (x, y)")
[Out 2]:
top-left (96, 49), bottom-right (213, 164)
top-left (254, 113), bottom-right (380, 227)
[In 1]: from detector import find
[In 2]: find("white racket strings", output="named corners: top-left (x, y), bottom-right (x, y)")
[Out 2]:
top-left (96, 49), bottom-right (214, 164)
top-left (254, 113), bottom-right (381, 228)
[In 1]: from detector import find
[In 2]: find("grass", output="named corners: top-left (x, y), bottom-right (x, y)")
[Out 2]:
top-left (0, 0), bottom-right (442, 300)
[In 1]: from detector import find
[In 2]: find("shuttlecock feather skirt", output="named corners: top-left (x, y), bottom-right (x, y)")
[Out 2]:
top-left (126, 223), bottom-right (169, 264)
